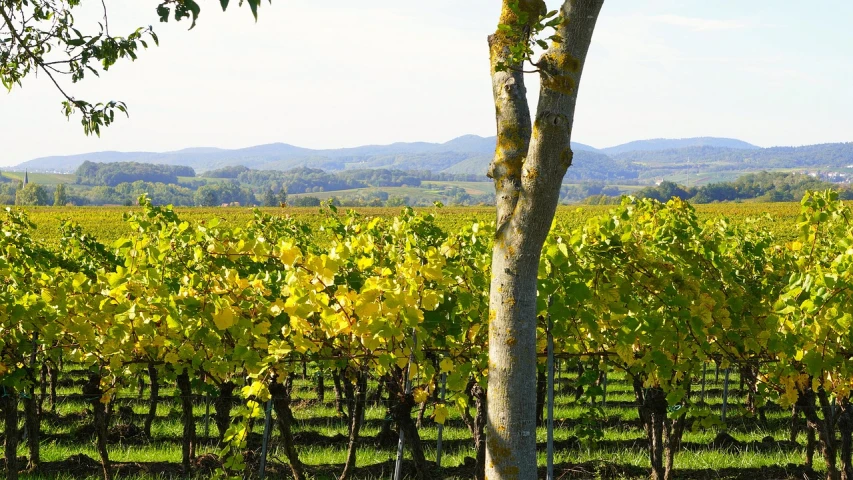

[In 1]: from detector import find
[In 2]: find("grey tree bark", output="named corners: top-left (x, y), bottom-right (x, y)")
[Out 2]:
top-left (485, 1), bottom-right (603, 478)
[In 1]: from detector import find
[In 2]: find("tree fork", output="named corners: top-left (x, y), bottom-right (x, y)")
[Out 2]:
top-left (485, 2), bottom-right (603, 479)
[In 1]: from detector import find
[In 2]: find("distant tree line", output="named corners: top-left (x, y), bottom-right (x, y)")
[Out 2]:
top-left (621, 172), bottom-right (853, 204)
top-left (75, 161), bottom-right (196, 187)
top-left (559, 182), bottom-right (623, 203)
top-left (236, 167), bottom-right (365, 194)
top-left (0, 181), bottom-right (69, 206)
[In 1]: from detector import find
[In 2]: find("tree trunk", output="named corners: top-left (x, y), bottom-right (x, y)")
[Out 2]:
top-left (332, 369), bottom-right (347, 420)
top-left (459, 381), bottom-right (488, 480)
top-left (485, 1), bottom-right (603, 478)
top-left (38, 363), bottom-right (47, 417)
top-left (807, 424), bottom-right (816, 469)
top-left (214, 381), bottom-right (235, 443)
top-left (23, 389), bottom-right (38, 470)
top-left (791, 404), bottom-right (801, 443)
top-left (535, 368), bottom-right (546, 427)
top-left (137, 373), bottom-right (146, 399)
top-left (83, 374), bottom-right (112, 480)
top-left (315, 369), bottom-right (325, 404)
top-left (176, 371), bottom-right (196, 473)
top-left (742, 361), bottom-right (759, 416)
top-left (338, 372), bottom-right (367, 480)
top-left (636, 385), bottom-right (667, 480)
top-left (369, 374), bottom-right (384, 407)
top-left (143, 364), bottom-right (159, 438)
top-left (664, 414), bottom-right (686, 480)
top-left (839, 400), bottom-right (853, 480)
top-left (799, 388), bottom-right (838, 480)
top-left (25, 334), bottom-right (40, 470)
top-left (396, 396), bottom-right (427, 480)
top-left (575, 362), bottom-right (584, 400)
top-left (663, 379), bottom-right (689, 480)
top-left (377, 375), bottom-right (398, 446)
top-left (343, 373), bottom-right (355, 424)
top-left (416, 398), bottom-right (428, 429)
top-left (271, 375), bottom-right (305, 480)
top-left (48, 361), bottom-right (58, 413)
top-left (3, 388), bottom-right (19, 480)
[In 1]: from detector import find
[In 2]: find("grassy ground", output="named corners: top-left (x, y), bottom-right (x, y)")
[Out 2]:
top-left (0, 365), bottom-right (825, 479)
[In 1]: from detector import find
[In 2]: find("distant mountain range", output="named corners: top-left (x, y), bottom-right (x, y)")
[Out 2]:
top-left (10, 136), bottom-right (853, 183)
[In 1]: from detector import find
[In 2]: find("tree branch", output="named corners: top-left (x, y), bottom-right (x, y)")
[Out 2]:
top-left (0, 4), bottom-right (80, 106)
top-left (488, 1), bottom-right (534, 233)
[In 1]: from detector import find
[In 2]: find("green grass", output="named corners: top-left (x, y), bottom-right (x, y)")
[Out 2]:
top-left (0, 365), bottom-right (829, 479)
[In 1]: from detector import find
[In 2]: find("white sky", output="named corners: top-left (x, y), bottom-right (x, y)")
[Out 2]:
top-left (2, 0), bottom-right (853, 166)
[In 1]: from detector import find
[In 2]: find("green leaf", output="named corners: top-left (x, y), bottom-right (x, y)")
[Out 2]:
top-left (248, 0), bottom-right (260, 21)
top-left (184, 0), bottom-right (201, 29)
top-left (156, 4), bottom-right (170, 23)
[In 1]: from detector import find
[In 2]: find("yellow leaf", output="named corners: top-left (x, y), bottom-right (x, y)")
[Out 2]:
top-left (434, 404), bottom-right (449, 425)
top-left (357, 256), bottom-right (374, 270)
top-left (439, 358), bottom-right (454, 374)
top-left (213, 305), bottom-right (235, 330)
top-left (422, 290), bottom-right (440, 311)
top-left (164, 352), bottom-right (180, 365)
top-left (413, 388), bottom-right (428, 404)
top-left (396, 356), bottom-right (410, 369)
top-left (422, 264), bottom-right (442, 281)
top-left (269, 299), bottom-right (286, 317)
top-left (253, 321), bottom-right (271, 335)
top-left (279, 241), bottom-right (301, 266)
top-left (241, 382), bottom-right (271, 402)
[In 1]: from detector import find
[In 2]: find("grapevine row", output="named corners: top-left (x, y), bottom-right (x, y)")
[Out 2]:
top-left (0, 191), bottom-right (851, 480)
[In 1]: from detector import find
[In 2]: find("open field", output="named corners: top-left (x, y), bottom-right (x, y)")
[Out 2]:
top-left (2, 172), bottom-right (77, 185)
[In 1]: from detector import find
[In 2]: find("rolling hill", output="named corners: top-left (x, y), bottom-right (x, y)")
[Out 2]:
top-left (11, 136), bottom-right (853, 185)
top-left (11, 136), bottom-right (602, 174)
top-left (601, 137), bottom-right (759, 155)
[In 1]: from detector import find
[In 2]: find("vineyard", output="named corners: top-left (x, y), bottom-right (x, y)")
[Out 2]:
top-left (19, 202), bottom-right (800, 246)
top-left (1, 194), bottom-right (851, 480)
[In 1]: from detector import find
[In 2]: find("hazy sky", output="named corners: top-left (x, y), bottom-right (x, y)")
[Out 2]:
top-left (2, 0), bottom-right (853, 166)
